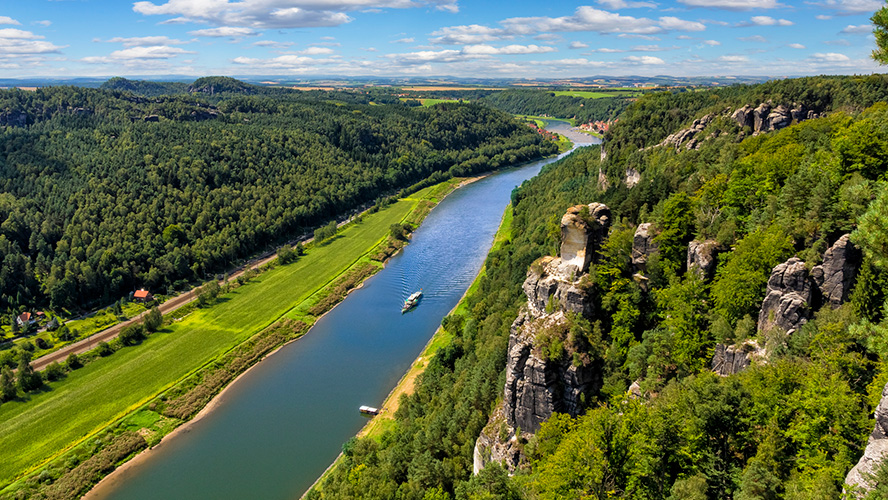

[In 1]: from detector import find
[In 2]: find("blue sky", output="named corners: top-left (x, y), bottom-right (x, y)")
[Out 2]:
top-left (0, 0), bottom-right (884, 79)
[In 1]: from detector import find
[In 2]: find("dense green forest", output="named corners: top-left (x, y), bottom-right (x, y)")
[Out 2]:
top-left (480, 89), bottom-right (634, 123)
top-left (310, 74), bottom-right (888, 499)
top-left (0, 83), bottom-right (555, 316)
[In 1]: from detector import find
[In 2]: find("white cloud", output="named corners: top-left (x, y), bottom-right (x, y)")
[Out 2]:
top-left (617, 33), bottom-right (660, 39)
top-left (189, 27), bottom-right (258, 37)
top-left (631, 44), bottom-right (679, 51)
top-left (816, 14), bottom-right (832, 20)
top-left (253, 40), bottom-right (294, 48)
top-left (105, 36), bottom-right (190, 47)
top-left (841, 24), bottom-right (873, 34)
top-left (819, 0), bottom-right (882, 14)
top-left (82, 45), bottom-right (195, 63)
top-left (703, 39), bottom-right (720, 45)
top-left (0, 28), bottom-right (64, 57)
top-left (742, 16), bottom-right (793, 26)
top-left (430, 25), bottom-right (512, 44)
top-left (718, 54), bottom-right (748, 62)
top-left (529, 57), bottom-right (611, 67)
top-left (295, 46), bottom-right (334, 54)
top-left (0, 17), bottom-right (21, 25)
top-left (677, 0), bottom-right (781, 8)
top-left (501, 7), bottom-right (664, 34)
top-left (393, 37), bottom-right (415, 43)
top-left (587, 47), bottom-right (626, 52)
top-left (232, 54), bottom-right (338, 68)
top-left (387, 49), bottom-right (463, 63)
top-left (623, 55), bottom-right (665, 64)
top-left (462, 44), bottom-right (557, 55)
top-left (132, 0), bottom-right (455, 29)
top-left (596, 0), bottom-right (658, 8)
top-left (788, 43), bottom-right (805, 48)
top-left (33, 20), bottom-right (52, 27)
top-left (659, 16), bottom-right (706, 31)
top-left (569, 41), bottom-right (589, 49)
top-left (825, 39), bottom-right (852, 45)
top-left (739, 35), bottom-right (768, 42)
top-left (811, 52), bottom-right (850, 61)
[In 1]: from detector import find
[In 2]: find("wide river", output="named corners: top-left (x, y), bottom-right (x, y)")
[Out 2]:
top-left (94, 122), bottom-right (598, 500)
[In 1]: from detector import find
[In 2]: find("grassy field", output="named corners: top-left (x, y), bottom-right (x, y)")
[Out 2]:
top-left (399, 98), bottom-right (460, 107)
top-left (0, 195), bottom-right (425, 487)
top-left (552, 89), bottom-right (642, 98)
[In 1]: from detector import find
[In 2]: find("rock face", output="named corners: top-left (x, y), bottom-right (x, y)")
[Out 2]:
top-left (559, 203), bottom-right (611, 274)
top-left (632, 223), bottom-right (659, 270)
top-left (811, 234), bottom-right (860, 308)
top-left (505, 311), bottom-right (601, 433)
top-left (625, 167), bottom-right (641, 188)
top-left (687, 240), bottom-right (721, 280)
top-left (0, 110), bottom-right (28, 127)
top-left (731, 105), bottom-right (754, 129)
top-left (846, 382), bottom-right (888, 496)
top-left (758, 257), bottom-right (812, 335)
top-left (711, 340), bottom-right (764, 376)
top-left (474, 203), bottom-right (610, 475)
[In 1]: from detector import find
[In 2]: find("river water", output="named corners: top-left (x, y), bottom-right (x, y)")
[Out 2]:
top-left (95, 122), bottom-right (597, 500)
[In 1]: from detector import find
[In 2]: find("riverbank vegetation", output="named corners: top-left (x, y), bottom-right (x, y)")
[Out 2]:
top-left (309, 73), bottom-right (888, 499)
top-left (0, 179), bottom-right (465, 499)
top-left (0, 80), bottom-right (555, 319)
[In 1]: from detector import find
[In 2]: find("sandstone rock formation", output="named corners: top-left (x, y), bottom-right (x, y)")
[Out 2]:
top-left (758, 257), bottom-right (812, 335)
top-left (474, 203), bottom-right (610, 475)
top-left (625, 167), bottom-right (641, 188)
top-left (632, 223), bottom-right (659, 270)
top-left (559, 203), bottom-right (611, 274)
top-left (687, 239), bottom-right (721, 280)
top-left (812, 234), bottom-right (860, 308)
top-left (0, 110), bottom-right (28, 127)
top-left (711, 340), bottom-right (764, 376)
top-left (846, 381), bottom-right (888, 496)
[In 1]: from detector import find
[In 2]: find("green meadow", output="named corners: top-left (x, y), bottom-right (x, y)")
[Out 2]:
top-left (0, 193), bottom-right (426, 487)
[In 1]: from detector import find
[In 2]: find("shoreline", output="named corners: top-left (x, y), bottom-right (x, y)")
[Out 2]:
top-left (81, 172), bottom-right (492, 500)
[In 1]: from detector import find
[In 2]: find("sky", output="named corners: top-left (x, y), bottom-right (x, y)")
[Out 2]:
top-left (0, 0), bottom-right (885, 79)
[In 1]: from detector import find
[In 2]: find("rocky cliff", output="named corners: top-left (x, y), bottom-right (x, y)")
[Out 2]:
top-left (473, 203), bottom-right (610, 475)
top-left (846, 382), bottom-right (888, 496)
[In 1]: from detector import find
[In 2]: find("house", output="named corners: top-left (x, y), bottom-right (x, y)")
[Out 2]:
top-left (16, 312), bottom-right (36, 327)
top-left (133, 289), bottom-right (154, 302)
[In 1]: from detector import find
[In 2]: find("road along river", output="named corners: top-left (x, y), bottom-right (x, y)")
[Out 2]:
top-left (91, 123), bottom-right (599, 500)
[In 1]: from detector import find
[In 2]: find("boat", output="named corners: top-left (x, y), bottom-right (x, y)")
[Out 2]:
top-left (401, 289), bottom-right (423, 313)
top-left (359, 405), bottom-right (380, 415)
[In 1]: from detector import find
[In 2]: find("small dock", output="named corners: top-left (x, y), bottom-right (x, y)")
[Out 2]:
top-left (359, 405), bottom-right (380, 415)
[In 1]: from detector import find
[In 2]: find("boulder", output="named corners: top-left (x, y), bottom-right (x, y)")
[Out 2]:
top-left (758, 257), bottom-right (812, 335)
top-left (811, 234), bottom-right (860, 307)
top-left (846, 381), bottom-right (888, 496)
top-left (632, 223), bottom-right (659, 270)
top-left (754, 103), bottom-right (772, 132)
top-left (731, 105), bottom-right (754, 129)
top-left (559, 203), bottom-right (611, 274)
top-left (711, 340), bottom-right (764, 376)
top-left (687, 239), bottom-right (721, 280)
top-left (767, 105), bottom-right (792, 131)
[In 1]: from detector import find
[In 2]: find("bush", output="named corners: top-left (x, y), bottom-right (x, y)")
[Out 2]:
top-left (143, 307), bottom-right (163, 333)
top-left (43, 362), bottom-right (66, 382)
top-left (66, 353), bottom-right (82, 369)
top-left (276, 245), bottom-right (298, 265)
top-left (95, 341), bottom-right (113, 357)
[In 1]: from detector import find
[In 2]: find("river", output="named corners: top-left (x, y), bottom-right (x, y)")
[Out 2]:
top-left (92, 122), bottom-right (598, 500)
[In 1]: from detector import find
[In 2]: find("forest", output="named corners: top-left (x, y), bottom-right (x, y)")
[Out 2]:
top-left (480, 89), bottom-right (634, 123)
top-left (0, 81), bottom-right (556, 317)
top-left (309, 73), bottom-right (888, 499)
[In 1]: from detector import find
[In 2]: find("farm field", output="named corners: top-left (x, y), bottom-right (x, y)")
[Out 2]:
top-left (0, 195), bottom-right (421, 487)
top-left (552, 89), bottom-right (642, 98)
